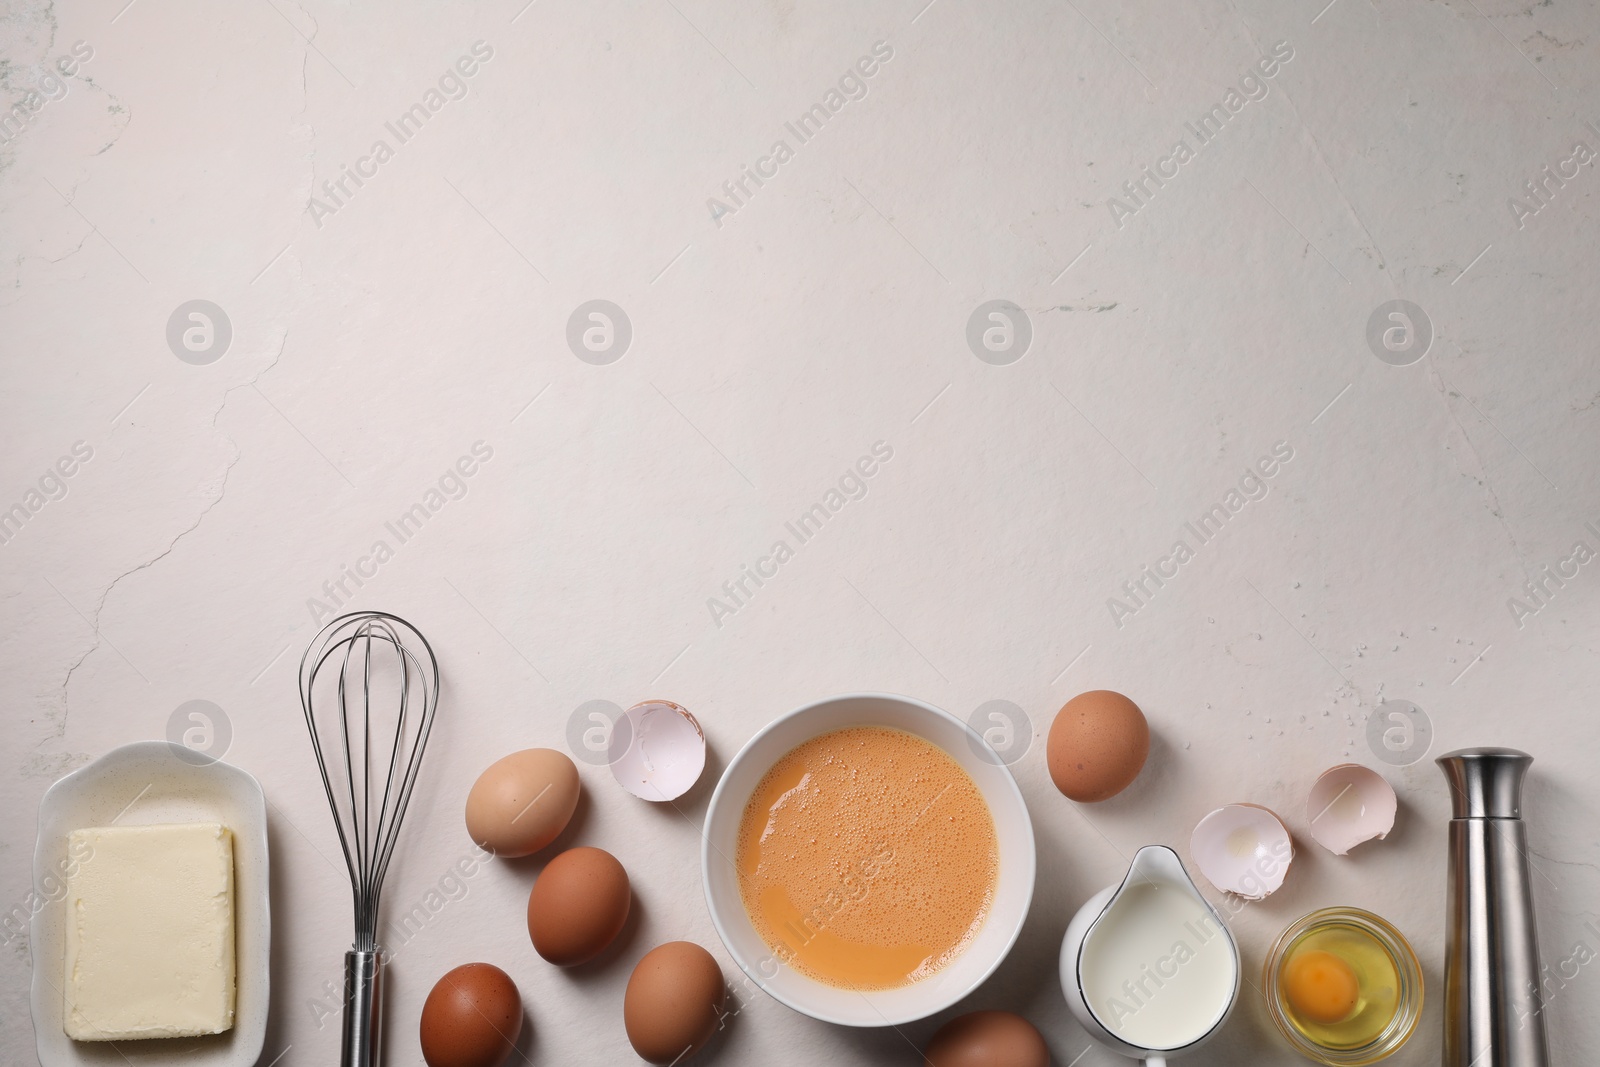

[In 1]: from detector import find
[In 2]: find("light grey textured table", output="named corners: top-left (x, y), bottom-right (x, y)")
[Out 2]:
top-left (4, 1), bottom-right (1598, 1064)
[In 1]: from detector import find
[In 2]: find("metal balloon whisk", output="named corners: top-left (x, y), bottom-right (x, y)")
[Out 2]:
top-left (299, 611), bottom-right (439, 1067)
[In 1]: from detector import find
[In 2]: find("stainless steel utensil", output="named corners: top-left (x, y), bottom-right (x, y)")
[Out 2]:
top-left (1438, 747), bottom-right (1551, 1067)
top-left (299, 612), bottom-right (440, 1067)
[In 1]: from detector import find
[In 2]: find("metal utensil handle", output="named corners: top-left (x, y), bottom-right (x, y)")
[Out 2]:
top-left (341, 949), bottom-right (383, 1067)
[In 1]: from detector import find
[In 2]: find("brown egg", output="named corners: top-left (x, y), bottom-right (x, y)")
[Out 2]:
top-left (419, 963), bottom-right (523, 1067)
top-left (923, 1010), bottom-right (1049, 1067)
top-left (1046, 689), bottom-right (1150, 802)
top-left (465, 748), bottom-right (580, 858)
top-left (623, 941), bottom-right (726, 1064)
top-left (527, 846), bottom-right (630, 966)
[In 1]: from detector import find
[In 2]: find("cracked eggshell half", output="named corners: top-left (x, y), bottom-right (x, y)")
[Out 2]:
top-left (1306, 764), bottom-right (1397, 856)
top-left (1190, 803), bottom-right (1294, 900)
top-left (609, 700), bottom-right (706, 802)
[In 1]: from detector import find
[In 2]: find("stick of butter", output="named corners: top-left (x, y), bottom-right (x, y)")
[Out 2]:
top-left (64, 822), bottom-right (236, 1041)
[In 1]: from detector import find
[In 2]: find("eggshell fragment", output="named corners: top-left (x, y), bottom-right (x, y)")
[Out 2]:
top-left (465, 748), bottom-right (580, 858)
top-left (419, 963), bottom-right (523, 1067)
top-left (1046, 690), bottom-right (1150, 802)
top-left (1306, 764), bottom-right (1397, 856)
top-left (623, 941), bottom-right (725, 1065)
top-left (609, 700), bottom-right (706, 802)
top-left (527, 846), bottom-right (631, 966)
top-left (923, 1010), bottom-right (1050, 1067)
top-left (1191, 803), bottom-right (1294, 900)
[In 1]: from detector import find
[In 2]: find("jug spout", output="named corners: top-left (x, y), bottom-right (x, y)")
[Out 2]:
top-left (1437, 748), bottom-right (1551, 1067)
top-left (1124, 844), bottom-right (1198, 892)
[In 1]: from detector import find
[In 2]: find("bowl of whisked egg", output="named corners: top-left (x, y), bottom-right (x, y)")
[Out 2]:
top-left (700, 693), bottom-right (1036, 1026)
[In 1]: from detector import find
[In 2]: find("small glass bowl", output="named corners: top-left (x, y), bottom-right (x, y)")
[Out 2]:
top-left (1263, 907), bottom-right (1424, 1066)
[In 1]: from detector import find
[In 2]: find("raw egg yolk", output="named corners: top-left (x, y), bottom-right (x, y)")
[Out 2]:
top-left (1285, 950), bottom-right (1361, 1025)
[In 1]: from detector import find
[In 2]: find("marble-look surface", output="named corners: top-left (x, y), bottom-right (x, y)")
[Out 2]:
top-left (3, 1), bottom-right (1598, 1064)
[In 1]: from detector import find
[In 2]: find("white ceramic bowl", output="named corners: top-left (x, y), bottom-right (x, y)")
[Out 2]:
top-left (29, 742), bottom-right (271, 1067)
top-left (701, 693), bottom-right (1036, 1027)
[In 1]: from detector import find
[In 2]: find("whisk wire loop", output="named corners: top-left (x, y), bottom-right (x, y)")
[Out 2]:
top-left (299, 611), bottom-right (439, 952)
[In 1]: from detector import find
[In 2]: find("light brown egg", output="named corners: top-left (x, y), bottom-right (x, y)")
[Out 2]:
top-left (465, 748), bottom-right (580, 858)
top-left (923, 1010), bottom-right (1049, 1067)
top-left (1046, 689), bottom-right (1150, 802)
top-left (527, 846), bottom-right (630, 966)
top-left (419, 963), bottom-right (523, 1067)
top-left (623, 941), bottom-right (726, 1064)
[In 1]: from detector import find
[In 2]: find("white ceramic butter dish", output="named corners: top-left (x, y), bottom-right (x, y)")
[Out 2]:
top-left (29, 741), bottom-right (271, 1067)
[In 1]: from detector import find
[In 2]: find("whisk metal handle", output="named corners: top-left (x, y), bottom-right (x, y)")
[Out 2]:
top-left (341, 949), bottom-right (383, 1067)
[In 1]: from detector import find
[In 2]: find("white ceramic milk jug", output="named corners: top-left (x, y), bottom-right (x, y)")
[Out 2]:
top-left (1059, 845), bottom-right (1240, 1066)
